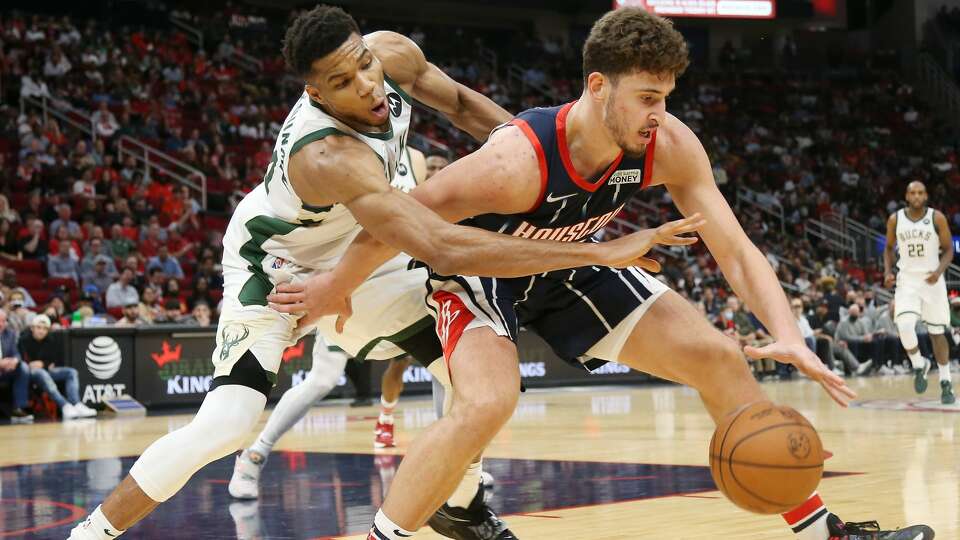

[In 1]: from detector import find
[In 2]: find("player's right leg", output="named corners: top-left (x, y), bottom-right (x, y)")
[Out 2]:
top-left (894, 280), bottom-right (932, 393)
top-left (68, 295), bottom-right (298, 539)
top-left (229, 338), bottom-right (349, 499)
top-left (369, 327), bottom-right (520, 540)
top-left (375, 356), bottom-right (412, 448)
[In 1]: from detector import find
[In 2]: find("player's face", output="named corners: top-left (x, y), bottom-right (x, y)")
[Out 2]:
top-left (305, 33), bottom-right (389, 129)
top-left (425, 156), bottom-right (450, 180)
top-left (905, 183), bottom-right (927, 210)
top-left (603, 71), bottom-right (674, 159)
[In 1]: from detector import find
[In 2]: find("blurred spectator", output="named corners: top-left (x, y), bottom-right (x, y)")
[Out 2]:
top-left (181, 301), bottom-right (213, 327)
top-left (105, 269), bottom-right (140, 309)
top-left (49, 204), bottom-right (81, 239)
top-left (138, 287), bottom-right (163, 323)
top-left (3, 269), bottom-right (37, 308)
top-left (872, 301), bottom-right (910, 374)
top-left (114, 301), bottom-right (147, 327)
top-left (0, 195), bottom-right (20, 224)
top-left (147, 246), bottom-right (184, 280)
top-left (47, 240), bottom-right (80, 283)
top-left (109, 225), bottom-right (137, 260)
top-left (0, 309), bottom-right (32, 423)
top-left (807, 299), bottom-right (866, 375)
top-left (835, 304), bottom-right (880, 372)
top-left (187, 277), bottom-right (213, 310)
top-left (91, 102), bottom-right (119, 139)
top-left (49, 225), bottom-right (81, 260)
top-left (0, 219), bottom-right (22, 260)
top-left (155, 297), bottom-right (184, 324)
top-left (5, 291), bottom-right (35, 335)
top-left (18, 219), bottom-right (48, 260)
top-left (83, 259), bottom-right (115, 295)
top-left (194, 255), bottom-right (223, 290)
top-left (20, 315), bottom-right (96, 419)
top-left (81, 238), bottom-right (117, 275)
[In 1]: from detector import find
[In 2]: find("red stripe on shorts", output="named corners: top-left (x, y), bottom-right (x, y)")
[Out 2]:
top-left (432, 291), bottom-right (477, 375)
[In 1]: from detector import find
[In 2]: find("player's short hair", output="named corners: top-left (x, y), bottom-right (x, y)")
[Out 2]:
top-left (283, 4), bottom-right (360, 78)
top-left (426, 149), bottom-right (451, 161)
top-left (582, 7), bottom-right (689, 85)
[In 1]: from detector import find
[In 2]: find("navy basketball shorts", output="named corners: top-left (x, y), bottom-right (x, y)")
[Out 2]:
top-left (425, 265), bottom-right (669, 370)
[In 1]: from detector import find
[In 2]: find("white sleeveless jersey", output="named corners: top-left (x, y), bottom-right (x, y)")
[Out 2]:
top-left (896, 207), bottom-right (940, 273)
top-left (222, 74), bottom-right (414, 281)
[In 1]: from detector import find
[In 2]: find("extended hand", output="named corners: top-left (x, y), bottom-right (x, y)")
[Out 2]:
top-left (601, 213), bottom-right (707, 272)
top-left (267, 273), bottom-right (354, 333)
top-left (744, 340), bottom-right (857, 407)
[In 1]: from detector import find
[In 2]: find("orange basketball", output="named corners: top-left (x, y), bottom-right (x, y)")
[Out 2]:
top-left (709, 401), bottom-right (823, 514)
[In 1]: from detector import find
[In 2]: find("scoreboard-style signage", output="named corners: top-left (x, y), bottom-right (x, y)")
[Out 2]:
top-left (614, 0), bottom-right (776, 19)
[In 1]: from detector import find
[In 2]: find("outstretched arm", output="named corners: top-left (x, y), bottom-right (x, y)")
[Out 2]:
top-left (274, 128), bottom-right (704, 325)
top-left (291, 131), bottom-right (699, 281)
top-left (656, 116), bottom-right (854, 406)
top-left (368, 31), bottom-right (511, 140)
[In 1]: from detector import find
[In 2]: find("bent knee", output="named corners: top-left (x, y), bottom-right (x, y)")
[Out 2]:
top-left (452, 390), bottom-right (518, 431)
top-left (686, 337), bottom-right (747, 387)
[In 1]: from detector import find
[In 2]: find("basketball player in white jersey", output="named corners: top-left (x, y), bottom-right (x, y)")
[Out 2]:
top-left (225, 147), bottom-right (426, 500)
top-left (67, 6), bottom-right (691, 540)
top-left (883, 180), bottom-right (956, 405)
top-left (226, 147), bottom-right (478, 503)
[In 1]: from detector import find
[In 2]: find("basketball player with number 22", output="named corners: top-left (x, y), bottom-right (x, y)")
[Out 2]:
top-left (884, 180), bottom-right (956, 405)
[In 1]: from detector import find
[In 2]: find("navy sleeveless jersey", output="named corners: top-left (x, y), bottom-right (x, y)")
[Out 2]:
top-left (466, 101), bottom-right (656, 243)
top-left (423, 101), bottom-right (667, 368)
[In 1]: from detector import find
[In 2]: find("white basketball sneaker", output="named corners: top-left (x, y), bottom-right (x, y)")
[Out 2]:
top-left (228, 449), bottom-right (265, 499)
top-left (73, 402), bottom-right (98, 418)
top-left (61, 403), bottom-right (80, 420)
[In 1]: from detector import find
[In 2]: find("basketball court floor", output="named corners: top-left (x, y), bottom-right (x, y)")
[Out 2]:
top-left (2, 374), bottom-right (957, 539)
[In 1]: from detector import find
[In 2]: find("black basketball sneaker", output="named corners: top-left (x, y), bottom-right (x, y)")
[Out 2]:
top-left (827, 513), bottom-right (935, 539)
top-left (427, 484), bottom-right (517, 540)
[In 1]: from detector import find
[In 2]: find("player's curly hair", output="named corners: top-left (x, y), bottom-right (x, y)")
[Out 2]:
top-left (582, 8), bottom-right (689, 84)
top-left (283, 4), bottom-right (360, 78)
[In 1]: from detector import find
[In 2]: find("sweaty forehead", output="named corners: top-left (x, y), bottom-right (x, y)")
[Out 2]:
top-left (312, 33), bottom-right (368, 81)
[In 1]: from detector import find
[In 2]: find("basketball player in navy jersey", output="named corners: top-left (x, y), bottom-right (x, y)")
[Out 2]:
top-left (270, 8), bottom-right (933, 540)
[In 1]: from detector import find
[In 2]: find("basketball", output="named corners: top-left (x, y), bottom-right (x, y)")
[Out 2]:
top-left (709, 401), bottom-right (824, 514)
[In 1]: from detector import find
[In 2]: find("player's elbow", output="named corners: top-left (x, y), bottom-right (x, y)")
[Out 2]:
top-left (424, 245), bottom-right (463, 276)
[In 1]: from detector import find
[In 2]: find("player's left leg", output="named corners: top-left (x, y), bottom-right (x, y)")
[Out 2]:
top-left (229, 338), bottom-right (349, 499)
top-left (375, 357), bottom-right (412, 448)
top-left (922, 277), bottom-right (955, 404)
top-left (590, 287), bottom-right (934, 540)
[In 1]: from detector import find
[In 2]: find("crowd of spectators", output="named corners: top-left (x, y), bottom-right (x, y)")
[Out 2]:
top-left (1, 7), bottom-right (960, 419)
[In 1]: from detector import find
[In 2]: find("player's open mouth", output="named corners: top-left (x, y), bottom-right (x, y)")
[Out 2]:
top-left (372, 100), bottom-right (388, 118)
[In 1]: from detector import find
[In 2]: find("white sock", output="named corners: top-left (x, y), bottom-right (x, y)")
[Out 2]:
top-left (940, 362), bottom-right (952, 383)
top-left (782, 492), bottom-right (828, 540)
top-left (447, 460), bottom-right (482, 509)
top-left (69, 505), bottom-right (125, 540)
top-left (246, 441), bottom-right (270, 463)
top-left (908, 350), bottom-right (925, 370)
top-left (380, 396), bottom-right (398, 424)
top-left (370, 509), bottom-right (416, 540)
